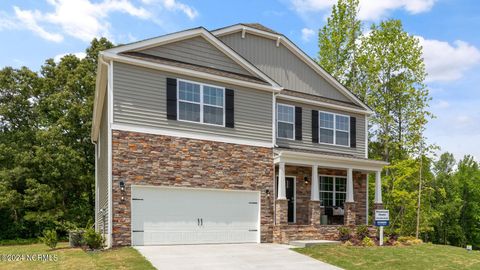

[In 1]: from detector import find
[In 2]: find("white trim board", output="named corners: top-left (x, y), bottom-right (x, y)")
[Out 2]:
top-left (274, 149), bottom-right (388, 172)
top-left (212, 25), bottom-right (373, 114)
top-left (111, 123), bottom-right (274, 148)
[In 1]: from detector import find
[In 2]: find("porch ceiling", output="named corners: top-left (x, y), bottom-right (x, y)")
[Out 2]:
top-left (274, 149), bottom-right (388, 172)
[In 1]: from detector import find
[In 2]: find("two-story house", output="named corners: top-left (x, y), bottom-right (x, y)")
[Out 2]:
top-left (92, 23), bottom-right (388, 248)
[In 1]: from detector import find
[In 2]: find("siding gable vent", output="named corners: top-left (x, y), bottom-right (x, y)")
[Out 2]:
top-left (166, 78), bottom-right (177, 120)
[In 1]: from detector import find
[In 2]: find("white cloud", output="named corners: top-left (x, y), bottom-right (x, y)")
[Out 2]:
top-left (3, 0), bottom-right (198, 43)
top-left (13, 6), bottom-right (63, 42)
top-left (434, 100), bottom-right (450, 109)
top-left (418, 36), bottom-right (480, 82)
top-left (301, 28), bottom-right (315, 42)
top-left (291, 0), bottom-right (436, 21)
top-left (53, 52), bottom-right (87, 62)
top-left (141, 0), bottom-right (198, 19)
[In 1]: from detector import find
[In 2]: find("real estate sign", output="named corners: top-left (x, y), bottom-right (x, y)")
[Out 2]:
top-left (374, 210), bottom-right (390, 227)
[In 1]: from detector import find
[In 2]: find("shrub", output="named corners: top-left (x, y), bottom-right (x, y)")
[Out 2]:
top-left (84, 228), bottom-right (104, 250)
top-left (356, 225), bottom-right (369, 240)
top-left (393, 241), bottom-right (403, 246)
top-left (343, 240), bottom-right (353, 247)
top-left (362, 236), bottom-right (375, 247)
top-left (69, 230), bottom-right (85, 247)
top-left (398, 236), bottom-right (423, 245)
top-left (339, 226), bottom-right (352, 241)
top-left (40, 229), bottom-right (58, 249)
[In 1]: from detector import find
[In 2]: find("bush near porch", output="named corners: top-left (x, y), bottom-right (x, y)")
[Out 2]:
top-left (295, 243), bottom-right (480, 270)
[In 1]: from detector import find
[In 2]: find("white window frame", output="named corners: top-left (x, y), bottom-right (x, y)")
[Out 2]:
top-left (319, 175), bottom-right (347, 207)
top-left (276, 103), bottom-right (295, 140)
top-left (177, 79), bottom-right (226, 127)
top-left (318, 111), bottom-right (350, 147)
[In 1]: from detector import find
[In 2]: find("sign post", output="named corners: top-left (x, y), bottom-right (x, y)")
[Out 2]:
top-left (374, 210), bottom-right (390, 246)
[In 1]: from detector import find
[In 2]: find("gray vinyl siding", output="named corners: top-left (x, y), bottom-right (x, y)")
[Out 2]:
top-left (96, 96), bottom-right (109, 235)
top-left (219, 32), bottom-right (351, 103)
top-left (276, 98), bottom-right (366, 158)
top-left (139, 36), bottom-right (252, 76)
top-left (112, 62), bottom-right (273, 144)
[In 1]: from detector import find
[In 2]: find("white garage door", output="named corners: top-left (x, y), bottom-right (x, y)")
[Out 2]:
top-left (131, 186), bottom-right (260, 246)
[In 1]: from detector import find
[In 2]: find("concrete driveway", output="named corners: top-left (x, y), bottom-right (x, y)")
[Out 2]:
top-left (135, 243), bottom-right (342, 270)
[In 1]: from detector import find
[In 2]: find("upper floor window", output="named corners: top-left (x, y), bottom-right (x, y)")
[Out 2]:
top-left (178, 80), bottom-right (225, 126)
top-left (277, 104), bottom-right (295, 139)
top-left (319, 111), bottom-right (350, 146)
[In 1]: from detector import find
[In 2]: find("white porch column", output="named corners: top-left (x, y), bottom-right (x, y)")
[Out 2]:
top-left (346, 168), bottom-right (354, 203)
top-left (278, 162), bottom-right (286, 199)
top-left (374, 170), bottom-right (383, 204)
top-left (311, 165), bottom-right (319, 201)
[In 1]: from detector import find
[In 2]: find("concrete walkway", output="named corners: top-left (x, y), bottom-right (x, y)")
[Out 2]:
top-left (135, 243), bottom-right (342, 270)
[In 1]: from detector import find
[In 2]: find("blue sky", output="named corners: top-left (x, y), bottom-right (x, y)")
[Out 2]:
top-left (1, 0), bottom-right (479, 161)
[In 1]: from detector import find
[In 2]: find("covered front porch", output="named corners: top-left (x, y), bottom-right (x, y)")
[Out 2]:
top-left (272, 149), bottom-right (388, 243)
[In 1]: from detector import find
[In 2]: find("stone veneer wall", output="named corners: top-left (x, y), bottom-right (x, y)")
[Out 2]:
top-left (276, 166), bottom-right (367, 226)
top-left (111, 130), bottom-right (274, 246)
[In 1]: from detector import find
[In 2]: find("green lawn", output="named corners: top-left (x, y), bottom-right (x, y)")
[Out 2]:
top-left (295, 243), bottom-right (480, 270)
top-left (0, 242), bottom-right (155, 270)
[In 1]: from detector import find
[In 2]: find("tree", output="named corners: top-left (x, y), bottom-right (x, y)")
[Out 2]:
top-left (428, 153), bottom-right (464, 246)
top-left (0, 38), bottom-right (113, 239)
top-left (356, 20), bottom-right (432, 163)
top-left (317, 0), bottom-right (361, 90)
top-left (456, 156), bottom-right (480, 248)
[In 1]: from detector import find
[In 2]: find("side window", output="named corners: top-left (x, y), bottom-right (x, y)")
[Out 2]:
top-left (277, 104), bottom-right (295, 139)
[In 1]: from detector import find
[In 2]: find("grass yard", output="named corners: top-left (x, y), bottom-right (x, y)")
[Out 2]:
top-left (295, 243), bottom-right (480, 270)
top-left (0, 242), bottom-right (155, 270)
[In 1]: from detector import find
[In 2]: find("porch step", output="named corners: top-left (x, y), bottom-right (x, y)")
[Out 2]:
top-left (289, 240), bottom-right (341, 248)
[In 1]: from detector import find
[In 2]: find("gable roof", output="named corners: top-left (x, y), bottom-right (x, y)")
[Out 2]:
top-left (104, 27), bottom-right (281, 89)
top-left (212, 23), bottom-right (373, 114)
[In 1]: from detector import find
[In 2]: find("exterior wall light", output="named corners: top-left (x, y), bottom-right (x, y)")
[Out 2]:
top-left (304, 176), bottom-right (309, 185)
top-left (120, 181), bottom-right (125, 191)
top-left (265, 189), bottom-right (270, 197)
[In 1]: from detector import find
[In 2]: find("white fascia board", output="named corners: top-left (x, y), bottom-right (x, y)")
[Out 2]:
top-left (101, 52), bottom-right (282, 93)
top-left (277, 94), bottom-right (373, 116)
top-left (91, 58), bottom-right (108, 142)
top-left (105, 27), bottom-right (280, 89)
top-left (274, 150), bottom-right (388, 172)
top-left (111, 123), bottom-right (274, 148)
top-left (213, 25), bottom-right (373, 114)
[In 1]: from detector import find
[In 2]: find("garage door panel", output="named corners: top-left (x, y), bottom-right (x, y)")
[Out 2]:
top-left (131, 186), bottom-right (260, 245)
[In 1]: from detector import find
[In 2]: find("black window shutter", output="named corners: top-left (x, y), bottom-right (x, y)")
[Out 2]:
top-left (295, 106), bottom-right (302, 140)
top-left (225, 89), bottom-right (234, 128)
top-left (166, 78), bottom-right (177, 120)
top-left (350, 116), bottom-right (357, 148)
top-left (312, 110), bottom-right (319, 143)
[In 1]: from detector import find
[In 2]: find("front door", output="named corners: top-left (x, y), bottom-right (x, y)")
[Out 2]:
top-left (277, 176), bottom-right (295, 223)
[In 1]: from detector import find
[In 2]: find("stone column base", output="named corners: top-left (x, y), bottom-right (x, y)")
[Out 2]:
top-left (309, 200), bottom-right (321, 226)
top-left (275, 199), bottom-right (288, 225)
top-left (344, 202), bottom-right (357, 226)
